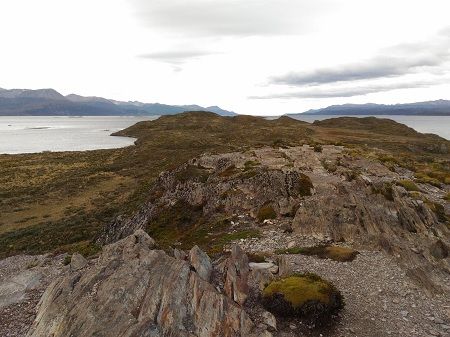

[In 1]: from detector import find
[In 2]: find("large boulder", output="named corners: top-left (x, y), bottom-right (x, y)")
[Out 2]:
top-left (27, 230), bottom-right (266, 337)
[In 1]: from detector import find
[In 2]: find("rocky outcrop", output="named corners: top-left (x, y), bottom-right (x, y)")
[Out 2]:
top-left (27, 230), bottom-right (267, 337)
top-left (97, 145), bottom-right (449, 293)
top-left (223, 245), bottom-right (250, 305)
top-left (189, 245), bottom-right (212, 282)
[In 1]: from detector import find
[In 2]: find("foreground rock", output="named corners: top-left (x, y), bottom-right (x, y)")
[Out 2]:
top-left (0, 254), bottom-right (65, 337)
top-left (27, 230), bottom-right (268, 337)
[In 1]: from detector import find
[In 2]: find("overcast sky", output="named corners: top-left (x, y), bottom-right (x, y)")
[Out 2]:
top-left (1, 0), bottom-right (450, 115)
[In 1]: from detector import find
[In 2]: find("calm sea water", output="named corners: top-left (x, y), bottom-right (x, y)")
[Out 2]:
top-left (0, 115), bottom-right (448, 154)
top-left (291, 115), bottom-right (450, 140)
top-left (0, 116), bottom-right (158, 154)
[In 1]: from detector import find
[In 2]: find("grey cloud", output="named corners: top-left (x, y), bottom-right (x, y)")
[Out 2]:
top-left (271, 31), bottom-right (450, 86)
top-left (271, 54), bottom-right (448, 86)
top-left (250, 80), bottom-right (444, 99)
top-left (139, 50), bottom-right (214, 64)
top-left (131, 0), bottom-right (333, 37)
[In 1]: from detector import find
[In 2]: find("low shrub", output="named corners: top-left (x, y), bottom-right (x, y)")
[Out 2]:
top-left (257, 204), bottom-right (277, 222)
top-left (262, 273), bottom-right (344, 325)
top-left (372, 182), bottom-right (394, 201)
top-left (298, 173), bottom-right (314, 197)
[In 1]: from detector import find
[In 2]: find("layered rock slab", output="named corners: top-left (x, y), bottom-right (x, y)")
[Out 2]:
top-left (27, 230), bottom-right (264, 337)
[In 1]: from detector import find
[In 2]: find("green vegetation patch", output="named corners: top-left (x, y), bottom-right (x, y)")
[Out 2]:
top-left (396, 179), bottom-right (420, 192)
top-left (276, 245), bottom-right (359, 262)
top-left (145, 201), bottom-right (259, 255)
top-left (262, 273), bottom-right (344, 324)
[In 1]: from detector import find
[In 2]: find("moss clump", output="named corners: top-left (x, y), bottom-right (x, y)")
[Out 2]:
top-left (444, 193), bottom-right (450, 201)
top-left (276, 245), bottom-right (359, 262)
top-left (257, 204), bottom-right (277, 222)
top-left (397, 179), bottom-right (420, 192)
top-left (298, 173), bottom-right (314, 197)
top-left (262, 273), bottom-right (344, 324)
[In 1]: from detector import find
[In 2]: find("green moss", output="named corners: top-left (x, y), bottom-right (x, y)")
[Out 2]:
top-left (263, 275), bottom-right (331, 307)
top-left (444, 193), bottom-right (450, 201)
top-left (276, 245), bottom-right (359, 262)
top-left (397, 179), bottom-right (420, 192)
top-left (262, 273), bottom-right (344, 323)
top-left (257, 204), bottom-right (277, 222)
top-left (416, 173), bottom-right (442, 187)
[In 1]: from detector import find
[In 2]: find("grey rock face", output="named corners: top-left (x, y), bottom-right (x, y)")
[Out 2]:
top-left (224, 245), bottom-right (250, 305)
top-left (27, 231), bottom-right (266, 337)
top-left (189, 245), bottom-right (212, 282)
top-left (70, 253), bottom-right (87, 271)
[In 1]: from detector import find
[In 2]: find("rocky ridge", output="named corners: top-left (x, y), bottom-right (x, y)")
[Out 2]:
top-left (26, 230), bottom-right (272, 337)
top-left (99, 145), bottom-right (449, 293)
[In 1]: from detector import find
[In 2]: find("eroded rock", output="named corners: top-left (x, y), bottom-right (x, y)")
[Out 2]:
top-left (27, 231), bottom-right (266, 337)
top-left (224, 245), bottom-right (250, 305)
top-left (189, 245), bottom-right (212, 282)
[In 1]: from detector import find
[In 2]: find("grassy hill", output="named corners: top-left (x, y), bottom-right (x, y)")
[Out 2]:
top-left (0, 112), bottom-right (448, 258)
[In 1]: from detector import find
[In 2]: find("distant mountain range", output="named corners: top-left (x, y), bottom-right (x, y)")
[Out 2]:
top-left (0, 88), bottom-right (236, 116)
top-left (293, 100), bottom-right (450, 116)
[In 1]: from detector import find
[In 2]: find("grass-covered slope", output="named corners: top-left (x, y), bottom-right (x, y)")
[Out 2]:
top-left (0, 112), bottom-right (448, 258)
